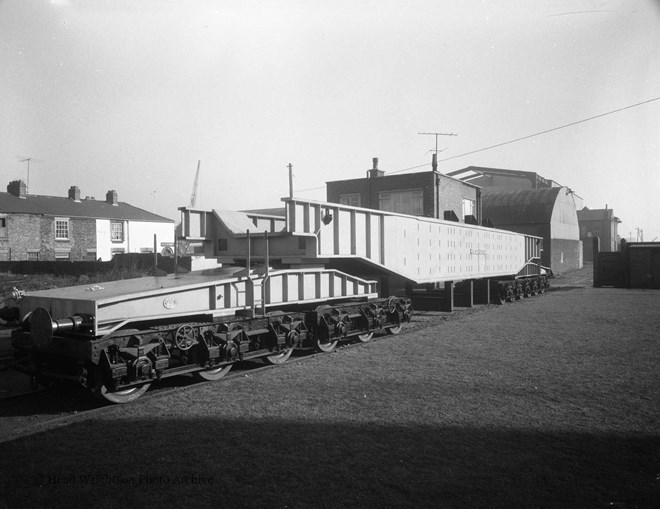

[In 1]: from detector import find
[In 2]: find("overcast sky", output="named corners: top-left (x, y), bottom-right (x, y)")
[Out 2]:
top-left (1, 0), bottom-right (658, 241)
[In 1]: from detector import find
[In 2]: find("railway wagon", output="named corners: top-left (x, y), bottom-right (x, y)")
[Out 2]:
top-left (11, 197), bottom-right (546, 403)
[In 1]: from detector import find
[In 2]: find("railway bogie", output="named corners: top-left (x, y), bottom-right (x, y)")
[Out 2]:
top-left (12, 297), bottom-right (413, 403)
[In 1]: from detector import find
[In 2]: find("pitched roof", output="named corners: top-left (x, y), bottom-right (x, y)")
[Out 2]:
top-left (0, 192), bottom-right (174, 223)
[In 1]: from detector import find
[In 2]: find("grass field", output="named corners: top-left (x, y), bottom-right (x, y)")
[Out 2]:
top-left (0, 285), bottom-right (658, 508)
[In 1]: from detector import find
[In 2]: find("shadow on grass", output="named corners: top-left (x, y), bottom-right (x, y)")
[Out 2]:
top-left (0, 418), bottom-right (657, 509)
top-left (548, 286), bottom-right (586, 292)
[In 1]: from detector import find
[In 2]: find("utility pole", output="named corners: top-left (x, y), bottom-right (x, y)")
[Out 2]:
top-left (418, 132), bottom-right (457, 171)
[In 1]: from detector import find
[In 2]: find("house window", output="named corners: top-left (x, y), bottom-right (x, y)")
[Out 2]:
top-left (28, 250), bottom-right (40, 261)
top-left (55, 218), bottom-right (69, 240)
top-left (55, 250), bottom-right (70, 261)
top-left (0, 250), bottom-right (8, 261)
top-left (111, 248), bottom-right (125, 257)
top-left (140, 248), bottom-right (154, 253)
top-left (340, 194), bottom-right (361, 207)
top-left (379, 189), bottom-right (424, 216)
top-left (111, 221), bottom-right (124, 242)
top-left (84, 250), bottom-right (97, 261)
top-left (0, 217), bottom-right (6, 239)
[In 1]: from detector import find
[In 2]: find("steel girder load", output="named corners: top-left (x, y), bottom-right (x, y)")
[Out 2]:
top-left (180, 198), bottom-right (544, 285)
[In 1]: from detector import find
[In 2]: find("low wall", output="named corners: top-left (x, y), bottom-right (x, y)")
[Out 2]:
top-left (0, 253), bottom-right (191, 276)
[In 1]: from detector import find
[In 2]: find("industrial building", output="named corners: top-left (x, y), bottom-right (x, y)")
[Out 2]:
top-left (326, 158), bottom-right (482, 224)
top-left (576, 206), bottom-right (621, 261)
top-left (481, 188), bottom-right (581, 271)
top-left (448, 166), bottom-right (583, 273)
top-left (0, 180), bottom-right (174, 262)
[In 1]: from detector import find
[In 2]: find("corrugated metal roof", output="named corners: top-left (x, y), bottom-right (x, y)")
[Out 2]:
top-left (482, 188), bottom-right (562, 225)
top-left (0, 192), bottom-right (174, 222)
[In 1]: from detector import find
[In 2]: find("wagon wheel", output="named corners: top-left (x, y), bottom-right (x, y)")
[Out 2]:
top-left (357, 332), bottom-right (374, 342)
top-left (174, 324), bottom-right (196, 351)
top-left (386, 323), bottom-right (403, 335)
top-left (194, 364), bottom-right (233, 381)
top-left (316, 338), bottom-right (338, 353)
top-left (385, 311), bottom-right (403, 334)
top-left (96, 383), bottom-right (151, 404)
top-left (387, 296), bottom-right (398, 314)
top-left (264, 347), bottom-right (293, 365)
top-left (264, 329), bottom-right (299, 365)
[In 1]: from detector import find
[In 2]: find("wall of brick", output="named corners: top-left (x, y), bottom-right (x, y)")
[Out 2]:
top-left (40, 216), bottom-right (97, 261)
top-left (0, 214), bottom-right (97, 261)
top-left (1, 214), bottom-right (42, 260)
top-left (326, 171), bottom-right (480, 222)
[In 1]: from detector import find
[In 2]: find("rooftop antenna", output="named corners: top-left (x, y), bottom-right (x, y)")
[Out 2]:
top-left (418, 132), bottom-right (457, 171)
top-left (16, 156), bottom-right (44, 194)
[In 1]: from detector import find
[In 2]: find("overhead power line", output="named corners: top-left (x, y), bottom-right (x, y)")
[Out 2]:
top-left (433, 96), bottom-right (660, 165)
top-left (297, 95), bottom-right (660, 188)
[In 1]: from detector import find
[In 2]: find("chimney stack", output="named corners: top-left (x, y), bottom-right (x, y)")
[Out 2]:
top-left (7, 180), bottom-right (27, 199)
top-left (68, 185), bottom-right (81, 202)
top-left (106, 190), bottom-right (118, 206)
top-left (367, 157), bottom-right (384, 179)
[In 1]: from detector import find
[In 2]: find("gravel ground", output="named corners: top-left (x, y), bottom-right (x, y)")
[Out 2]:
top-left (0, 265), bottom-right (658, 508)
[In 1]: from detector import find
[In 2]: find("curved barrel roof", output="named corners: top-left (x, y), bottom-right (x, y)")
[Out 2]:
top-left (482, 187), bottom-right (562, 225)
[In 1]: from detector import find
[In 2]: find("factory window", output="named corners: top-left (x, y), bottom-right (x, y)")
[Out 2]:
top-left (462, 199), bottom-right (475, 219)
top-left (111, 221), bottom-right (124, 242)
top-left (0, 217), bottom-right (6, 239)
top-left (340, 194), bottom-right (361, 207)
top-left (55, 218), bottom-right (69, 240)
top-left (379, 189), bottom-right (423, 216)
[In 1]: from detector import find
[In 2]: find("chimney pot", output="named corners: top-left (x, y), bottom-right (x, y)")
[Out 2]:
top-left (106, 190), bottom-right (118, 206)
top-left (68, 185), bottom-right (81, 202)
top-left (367, 157), bottom-right (384, 179)
top-left (7, 180), bottom-right (27, 199)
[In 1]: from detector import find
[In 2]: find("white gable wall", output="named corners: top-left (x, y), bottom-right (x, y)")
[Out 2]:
top-left (96, 219), bottom-right (174, 261)
top-left (128, 220), bottom-right (174, 255)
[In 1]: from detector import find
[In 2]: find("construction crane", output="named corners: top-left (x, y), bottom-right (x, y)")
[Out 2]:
top-left (190, 160), bottom-right (201, 208)
top-left (178, 161), bottom-right (201, 258)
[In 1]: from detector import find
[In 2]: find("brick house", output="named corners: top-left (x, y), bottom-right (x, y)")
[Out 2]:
top-left (0, 180), bottom-right (175, 261)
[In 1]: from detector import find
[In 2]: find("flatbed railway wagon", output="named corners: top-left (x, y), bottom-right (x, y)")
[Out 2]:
top-left (11, 197), bottom-right (546, 403)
